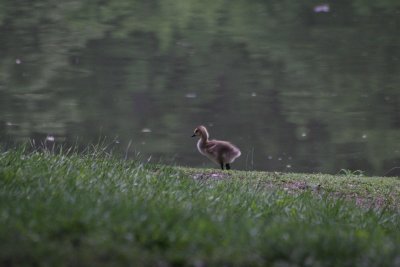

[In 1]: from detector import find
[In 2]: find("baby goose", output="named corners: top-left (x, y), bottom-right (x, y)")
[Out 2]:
top-left (192, 125), bottom-right (241, 170)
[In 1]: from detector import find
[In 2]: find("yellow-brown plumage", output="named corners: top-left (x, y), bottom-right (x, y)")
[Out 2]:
top-left (192, 125), bottom-right (241, 170)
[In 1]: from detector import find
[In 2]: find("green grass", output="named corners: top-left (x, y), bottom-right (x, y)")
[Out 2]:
top-left (0, 148), bottom-right (399, 266)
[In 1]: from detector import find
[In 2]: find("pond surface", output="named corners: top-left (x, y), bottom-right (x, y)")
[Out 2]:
top-left (1, 1), bottom-right (400, 175)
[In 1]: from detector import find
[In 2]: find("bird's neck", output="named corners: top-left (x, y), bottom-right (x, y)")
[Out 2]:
top-left (200, 128), bottom-right (209, 142)
top-left (201, 134), bottom-right (208, 142)
top-left (198, 135), bottom-right (208, 148)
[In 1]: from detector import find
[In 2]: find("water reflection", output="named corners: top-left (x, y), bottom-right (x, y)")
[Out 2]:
top-left (1, 1), bottom-right (399, 176)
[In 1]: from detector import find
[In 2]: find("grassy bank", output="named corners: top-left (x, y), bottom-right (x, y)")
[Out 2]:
top-left (0, 148), bottom-right (399, 266)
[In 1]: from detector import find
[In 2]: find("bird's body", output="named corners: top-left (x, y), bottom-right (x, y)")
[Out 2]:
top-left (192, 125), bottom-right (241, 170)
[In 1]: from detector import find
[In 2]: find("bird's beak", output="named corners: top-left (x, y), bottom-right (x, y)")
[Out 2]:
top-left (191, 134), bottom-right (196, 137)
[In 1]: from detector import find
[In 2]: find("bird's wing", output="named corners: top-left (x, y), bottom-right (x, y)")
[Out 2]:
top-left (204, 142), bottom-right (218, 154)
top-left (205, 140), bottom-right (234, 154)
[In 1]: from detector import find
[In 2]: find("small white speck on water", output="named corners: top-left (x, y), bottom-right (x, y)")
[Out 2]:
top-left (46, 135), bottom-right (55, 142)
top-left (251, 92), bottom-right (257, 97)
top-left (278, 157), bottom-right (282, 161)
top-left (16, 59), bottom-right (22, 64)
top-left (313, 3), bottom-right (330, 13)
top-left (362, 134), bottom-right (367, 139)
top-left (267, 155), bottom-right (273, 160)
top-left (6, 122), bottom-right (13, 126)
top-left (296, 126), bottom-right (310, 140)
top-left (286, 164), bottom-right (292, 168)
top-left (141, 141), bottom-right (146, 145)
top-left (288, 156), bottom-right (292, 160)
top-left (185, 93), bottom-right (197, 98)
top-left (141, 128), bottom-right (152, 133)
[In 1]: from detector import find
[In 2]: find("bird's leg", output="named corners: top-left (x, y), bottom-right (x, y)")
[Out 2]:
top-left (220, 162), bottom-right (224, 170)
top-left (226, 163), bottom-right (231, 170)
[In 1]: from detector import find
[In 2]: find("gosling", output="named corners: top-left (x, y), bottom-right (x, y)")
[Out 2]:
top-left (191, 125), bottom-right (241, 170)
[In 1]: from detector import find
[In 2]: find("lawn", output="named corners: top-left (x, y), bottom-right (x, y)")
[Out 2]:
top-left (0, 147), bottom-right (399, 266)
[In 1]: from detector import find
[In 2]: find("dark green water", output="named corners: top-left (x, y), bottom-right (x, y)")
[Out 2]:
top-left (1, 1), bottom-right (399, 175)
